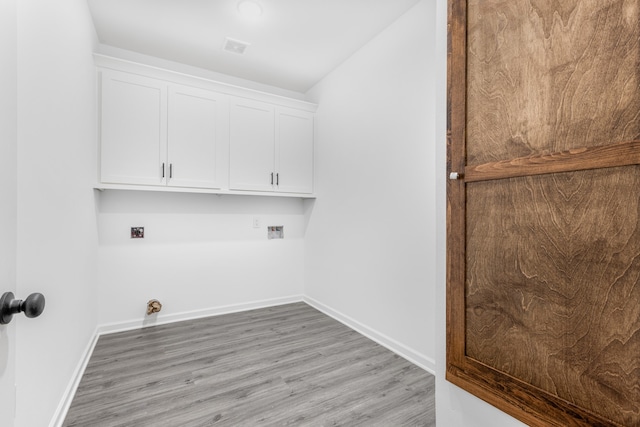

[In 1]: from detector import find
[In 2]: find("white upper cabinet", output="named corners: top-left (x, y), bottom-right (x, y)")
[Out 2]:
top-left (100, 69), bottom-right (167, 186)
top-left (97, 56), bottom-right (316, 197)
top-left (230, 99), bottom-right (315, 194)
top-left (229, 98), bottom-right (276, 192)
top-left (276, 107), bottom-right (314, 194)
top-left (168, 85), bottom-right (228, 189)
top-left (100, 70), bottom-right (228, 190)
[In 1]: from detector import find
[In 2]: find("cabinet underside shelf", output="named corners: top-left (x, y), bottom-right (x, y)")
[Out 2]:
top-left (93, 183), bottom-right (316, 199)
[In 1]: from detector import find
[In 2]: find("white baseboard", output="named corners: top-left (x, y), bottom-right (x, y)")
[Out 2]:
top-left (303, 296), bottom-right (436, 375)
top-left (48, 327), bottom-right (100, 427)
top-left (96, 294), bottom-right (304, 336)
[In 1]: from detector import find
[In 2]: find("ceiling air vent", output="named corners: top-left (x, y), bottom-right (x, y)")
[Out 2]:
top-left (223, 37), bottom-right (250, 55)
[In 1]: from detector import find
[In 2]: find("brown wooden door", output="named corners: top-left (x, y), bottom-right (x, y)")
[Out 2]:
top-left (447, 1), bottom-right (640, 426)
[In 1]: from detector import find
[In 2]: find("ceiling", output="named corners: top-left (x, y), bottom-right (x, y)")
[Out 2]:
top-left (86, 0), bottom-right (421, 93)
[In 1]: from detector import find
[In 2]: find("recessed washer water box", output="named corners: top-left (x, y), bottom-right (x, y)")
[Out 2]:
top-left (131, 227), bottom-right (144, 238)
top-left (267, 226), bottom-right (283, 239)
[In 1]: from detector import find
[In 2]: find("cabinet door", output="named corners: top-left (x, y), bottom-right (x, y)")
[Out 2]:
top-left (229, 98), bottom-right (275, 191)
top-left (100, 69), bottom-right (167, 186)
top-left (168, 85), bottom-right (228, 189)
top-left (275, 108), bottom-right (314, 194)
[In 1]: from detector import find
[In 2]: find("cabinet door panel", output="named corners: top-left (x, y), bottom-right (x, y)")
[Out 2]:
top-left (276, 108), bottom-right (314, 194)
top-left (100, 70), bottom-right (166, 186)
top-left (168, 85), bottom-right (228, 189)
top-left (229, 98), bottom-right (275, 191)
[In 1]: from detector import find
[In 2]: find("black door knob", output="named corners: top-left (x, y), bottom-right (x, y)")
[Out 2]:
top-left (0, 292), bottom-right (46, 325)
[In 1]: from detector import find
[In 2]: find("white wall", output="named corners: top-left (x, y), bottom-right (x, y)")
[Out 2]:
top-left (304, 0), bottom-right (436, 371)
top-left (93, 47), bottom-right (310, 332)
top-left (15, 0), bottom-right (99, 426)
top-left (433, 0), bottom-right (525, 425)
top-left (0, 0), bottom-right (18, 423)
top-left (96, 191), bottom-right (305, 328)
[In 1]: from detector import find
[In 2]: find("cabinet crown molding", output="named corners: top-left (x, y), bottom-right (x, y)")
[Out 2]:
top-left (94, 54), bottom-right (318, 113)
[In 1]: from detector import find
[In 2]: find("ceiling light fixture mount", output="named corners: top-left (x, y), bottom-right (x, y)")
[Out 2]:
top-left (237, 0), bottom-right (263, 18)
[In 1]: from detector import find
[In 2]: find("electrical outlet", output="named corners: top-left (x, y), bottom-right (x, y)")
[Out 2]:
top-left (252, 217), bottom-right (261, 228)
top-left (131, 227), bottom-right (144, 238)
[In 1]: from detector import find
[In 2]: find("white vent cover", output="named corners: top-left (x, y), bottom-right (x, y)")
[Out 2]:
top-left (223, 37), bottom-right (250, 55)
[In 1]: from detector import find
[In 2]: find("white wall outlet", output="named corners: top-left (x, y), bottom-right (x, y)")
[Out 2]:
top-left (252, 217), bottom-right (261, 228)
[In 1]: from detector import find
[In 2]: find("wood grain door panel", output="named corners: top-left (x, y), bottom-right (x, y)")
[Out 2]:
top-left (447, 1), bottom-right (640, 425)
top-left (466, 0), bottom-right (640, 166)
top-left (467, 168), bottom-right (640, 426)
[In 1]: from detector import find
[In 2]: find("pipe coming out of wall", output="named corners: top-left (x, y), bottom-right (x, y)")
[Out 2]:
top-left (146, 299), bottom-right (162, 315)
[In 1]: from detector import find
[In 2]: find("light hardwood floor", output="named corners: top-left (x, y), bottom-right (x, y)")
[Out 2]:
top-left (63, 302), bottom-right (435, 426)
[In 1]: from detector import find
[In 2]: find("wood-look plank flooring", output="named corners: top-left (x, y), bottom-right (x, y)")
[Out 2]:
top-left (63, 303), bottom-right (435, 426)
